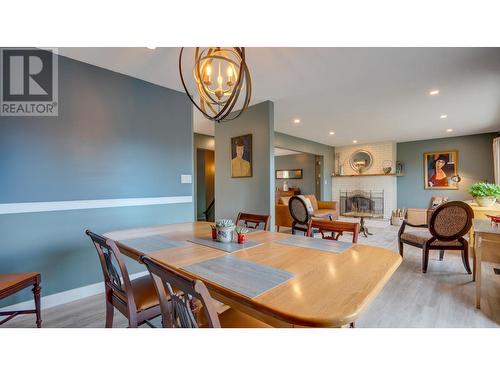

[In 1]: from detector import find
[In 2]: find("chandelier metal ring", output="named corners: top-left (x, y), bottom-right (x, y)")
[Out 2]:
top-left (179, 47), bottom-right (252, 123)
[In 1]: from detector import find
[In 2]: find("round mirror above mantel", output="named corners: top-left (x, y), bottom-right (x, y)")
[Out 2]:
top-left (349, 149), bottom-right (373, 174)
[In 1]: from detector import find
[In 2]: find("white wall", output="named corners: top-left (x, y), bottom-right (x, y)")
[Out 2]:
top-left (332, 175), bottom-right (397, 219)
top-left (336, 142), bottom-right (396, 175)
top-left (333, 142), bottom-right (398, 219)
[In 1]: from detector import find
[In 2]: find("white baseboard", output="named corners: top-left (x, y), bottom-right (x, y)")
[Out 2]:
top-left (0, 271), bottom-right (149, 312)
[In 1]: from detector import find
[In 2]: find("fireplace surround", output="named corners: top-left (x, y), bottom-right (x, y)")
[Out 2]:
top-left (340, 190), bottom-right (384, 217)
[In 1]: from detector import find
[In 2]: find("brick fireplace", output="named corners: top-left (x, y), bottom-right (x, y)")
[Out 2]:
top-left (332, 175), bottom-right (397, 219)
top-left (332, 142), bottom-right (398, 219)
top-left (340, 190), bottom-right (384, 217)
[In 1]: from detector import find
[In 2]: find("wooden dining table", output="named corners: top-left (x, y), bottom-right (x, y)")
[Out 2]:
top-left (105, 222), bottom-right (401, 328)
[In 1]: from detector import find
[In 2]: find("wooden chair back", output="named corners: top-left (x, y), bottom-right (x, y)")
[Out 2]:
top-left (289, 196), bottom-right (310, 225)
top-left (85, 230), bottom-right (136, 311)
top-left (142, 256), bottom-right (220, 328)
top-left (236, 212), bottom-right (271, 231)
top-left (307, 219), bottom-right (360, 243)
top-left (429, 201), bottom-right (473, 241)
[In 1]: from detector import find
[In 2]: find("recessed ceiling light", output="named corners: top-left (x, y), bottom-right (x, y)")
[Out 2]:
top-left (146, 47), bottom-right (157, 50)
top-left (329, 131), bottom-right (335, 135)
top-left (293, 118), bottom-right (301, 124)
top-left (446, 128), bottom-right (453, 133)
top-left (429, 90), bottom-right (440, 96)
top-left (353, 140), bottom-right (358, 144)
top-left (440, 114), bottom-right (448, 119)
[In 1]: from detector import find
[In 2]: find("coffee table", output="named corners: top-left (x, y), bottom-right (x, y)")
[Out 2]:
top-left (342, 211), bottom-right (383, 237)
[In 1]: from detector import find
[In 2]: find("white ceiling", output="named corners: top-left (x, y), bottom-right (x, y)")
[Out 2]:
top-left (57, 48), bottom-right (500, 146)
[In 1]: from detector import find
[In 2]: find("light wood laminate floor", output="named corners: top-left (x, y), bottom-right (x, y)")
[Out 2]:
top-left (3, 224), bottom-right (500, 328)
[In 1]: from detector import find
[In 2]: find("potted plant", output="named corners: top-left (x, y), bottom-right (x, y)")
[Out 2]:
top-left (468, 182), bottom-right (500, 207)
top-left (215, 219), bottom-right (235, 243)
top-left (235, 226), bottom-right (249, 244)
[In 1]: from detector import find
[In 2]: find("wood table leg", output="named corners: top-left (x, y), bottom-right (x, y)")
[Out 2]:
top-left (470, 228), bottom-right (476, 281)
top-left (475, 233), bottom-right (482, 309)
top-left (32, 282), bottom-right (42, 328)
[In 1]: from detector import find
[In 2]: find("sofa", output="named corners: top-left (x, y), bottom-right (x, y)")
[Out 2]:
top-left (275, 194), bottom-right (339, 232)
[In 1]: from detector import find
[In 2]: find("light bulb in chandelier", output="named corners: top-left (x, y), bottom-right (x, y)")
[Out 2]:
top-left (179, 47), bottom-right (252, 122)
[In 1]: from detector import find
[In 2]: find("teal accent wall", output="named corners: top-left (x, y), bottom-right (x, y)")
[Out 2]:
top-left (274, 132), bottom-right (335, 200)
top-left (215, 101), bottom-right (275, 227)
top-left (275, 153), bottom-right (317, 195)
top-left (0, 54), bottom-right (194, 307)
top-left (397, 132), bottom-right (497, 208)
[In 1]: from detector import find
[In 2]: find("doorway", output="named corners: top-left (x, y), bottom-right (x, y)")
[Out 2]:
top-left (196, 148), bottom-right (215, 221)
top-left (274, 147), bottom-right (321, 199)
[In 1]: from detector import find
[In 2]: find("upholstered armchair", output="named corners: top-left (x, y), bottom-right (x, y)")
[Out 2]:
top-left (398, 201), bottom-right (473, 274)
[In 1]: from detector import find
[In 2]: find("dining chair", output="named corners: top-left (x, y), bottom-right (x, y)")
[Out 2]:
top-left (235, 212), bottom-right (271, 231)
top-left (141, 256), bottom-right (270, 328)
top-left (398, 201), bottom-right (473, 273)
top-left (0, 273), bottom-right (42, 327)
top-left (85, 230), bottom-right (161, 328)
top-left (307, 219), bottom-right (360, 243)
top-left (288, 196), bottom-right (311, 235)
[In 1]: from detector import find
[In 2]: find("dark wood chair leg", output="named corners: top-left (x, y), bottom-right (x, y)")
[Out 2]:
top-left (461, 247), bottom-right (472, 274)
top-left (439, 250), bottom-right (445, 261)
top-left (422, 246), bottom-right (429, 273)
top-left (349, 322), bottom-right (355, 328)
top-left (291, 222), bottom-right (296, 235)
top-left (398, 241), bottom-right (404, 257)
top-left (105, 301), bottom-right (114, 328)
top-left (276, 225), bottom-right (280, 233)
top-left (32, 282), bottom-right (42, 328)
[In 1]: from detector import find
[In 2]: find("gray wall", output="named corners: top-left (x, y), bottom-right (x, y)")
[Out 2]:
top-left (275, 153), bottom-right (316, 195)
top-left (0, 54), bottom-right (194, 307)
top-left (215, 101), bottom-right (275, 226)
top-left (274, 132), bottom-right (335, 200)
top-left (397, 132), bottom-right (497, 208)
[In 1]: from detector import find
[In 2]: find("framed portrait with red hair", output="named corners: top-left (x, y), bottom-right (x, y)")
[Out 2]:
top-left (423, 151), bottom-right (459, 190)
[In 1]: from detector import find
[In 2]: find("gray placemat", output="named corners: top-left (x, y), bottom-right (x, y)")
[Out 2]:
top-left (119, 235), bottom-right (186, 253)
top-left (182, 256), bottom-right (294, 298)
top-left (276, 235), bottom-right (352, 253)
top-left (187, 236), bottom-right (263, 253)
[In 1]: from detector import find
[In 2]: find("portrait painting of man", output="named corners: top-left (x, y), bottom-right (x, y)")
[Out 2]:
top-left (231, 134), bottom-right (252, 178)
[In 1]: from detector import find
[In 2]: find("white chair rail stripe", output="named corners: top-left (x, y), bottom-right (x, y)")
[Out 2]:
top-left (0, 196), bottom-right (193, 215)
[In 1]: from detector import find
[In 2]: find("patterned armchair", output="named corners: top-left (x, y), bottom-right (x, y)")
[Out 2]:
top-left (398, 201), bottom-right (474, 274)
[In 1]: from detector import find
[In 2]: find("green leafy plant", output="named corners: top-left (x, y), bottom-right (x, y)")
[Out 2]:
top-left (235, 226), bottom-right (249, 234)
top-left (216, 219), bottom-right (234, 228)
top-left (468, 182), bottom-right (500, 198)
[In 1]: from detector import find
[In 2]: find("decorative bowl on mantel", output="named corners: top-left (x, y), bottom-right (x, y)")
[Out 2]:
top-left (382, 160), bottom-right (392, 174)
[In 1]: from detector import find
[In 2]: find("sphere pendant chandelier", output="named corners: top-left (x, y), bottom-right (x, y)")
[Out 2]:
top-left (179, 47), bottom-right (252, 123)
